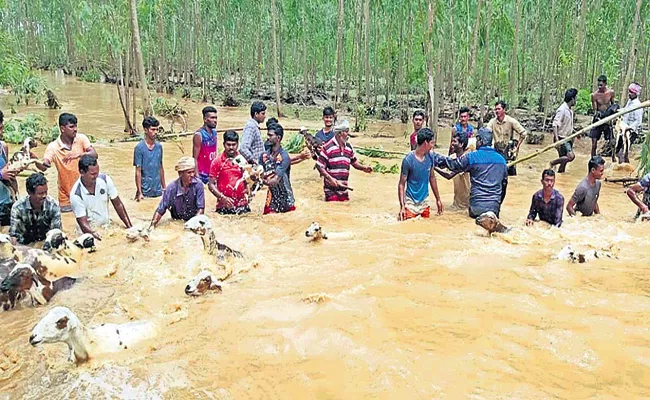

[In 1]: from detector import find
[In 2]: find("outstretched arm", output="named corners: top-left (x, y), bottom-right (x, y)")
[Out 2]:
top-left (111, 197), bottom-right (133, 228)
top-left (627, 183), bottom-right (649, 214)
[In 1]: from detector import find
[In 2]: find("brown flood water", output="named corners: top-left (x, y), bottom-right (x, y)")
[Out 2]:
top-left (1, 72), bottom-right (649, 399)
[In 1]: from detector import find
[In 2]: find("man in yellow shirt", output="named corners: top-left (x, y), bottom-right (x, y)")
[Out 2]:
top-left (487, 100), bottom-right (527, 176)
top-left (35, 113), bottom-right (97, 212)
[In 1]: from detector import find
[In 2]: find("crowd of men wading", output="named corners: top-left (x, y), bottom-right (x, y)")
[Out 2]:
top-left (0, 74), bottom-right (648, 245)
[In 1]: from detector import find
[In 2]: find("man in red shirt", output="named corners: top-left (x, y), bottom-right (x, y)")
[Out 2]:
top-left (208, 130), bottom-right (250, 214)
top-left (409, 110), bottom-right (426, 150)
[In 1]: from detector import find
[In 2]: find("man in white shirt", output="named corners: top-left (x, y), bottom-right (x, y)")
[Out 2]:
top-left (622, 83), bottom-right (643, 134)
top-left (70, 155), bottom-right (133, 239)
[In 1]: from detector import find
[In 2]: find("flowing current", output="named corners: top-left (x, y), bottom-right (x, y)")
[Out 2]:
top-left (1, 72), bottom-right (649, 399)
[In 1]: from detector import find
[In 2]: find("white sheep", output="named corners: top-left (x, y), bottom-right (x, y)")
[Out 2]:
top-left (29, 306), bottom-right (157, 364)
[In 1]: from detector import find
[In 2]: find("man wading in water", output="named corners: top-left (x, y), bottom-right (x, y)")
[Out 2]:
top-left (548, 88), bottom-right (577, 173)
top-left (487, 101), bottom-right (527, 176)
top-left (398, 128), bottom-right (444, 220)
top-left (193, 106), bottom-right (218, 184)
top-left (566, 156), bottom-right (605, 217)
top-left (589, 75), bottom-right (616, 157)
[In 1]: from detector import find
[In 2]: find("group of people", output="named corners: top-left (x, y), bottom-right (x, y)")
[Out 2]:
top-left (0, 77), bottom-right (647, 244)
top-left (397, 77), bottom-right (649, 226)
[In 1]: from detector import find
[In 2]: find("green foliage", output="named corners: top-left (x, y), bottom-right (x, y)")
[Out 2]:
top-left (2, 113), bottom-right (58, 144)
top-left (371, 161), bottom-right (399, 174)
top-left (356, 146), bottom-right (402, 159)
top-left (283, 134), bottom-right (304, 153)
top-left (79, 69), bottom-right (101, 82)
top-left (150, 96), bottom-right (186, 118)
top-left (575, 89), bottom-right (592, 115)
top-left (0, 54), bottom-right (47, 106)
top-left (639, 131), bottom-right (650, 176)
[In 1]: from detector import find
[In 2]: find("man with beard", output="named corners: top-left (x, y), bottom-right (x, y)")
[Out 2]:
top-left (208, 130), bottom-right (250, 215)
top-left (193, 106), bottom-right (218, 184)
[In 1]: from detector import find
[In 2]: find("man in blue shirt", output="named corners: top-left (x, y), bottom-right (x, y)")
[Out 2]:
top-left (436, 128), bottom-right (508, 218)
top-left (134, 117), bottom-right (165, 200)
top-left (398, 128), bottom-right (444, 220)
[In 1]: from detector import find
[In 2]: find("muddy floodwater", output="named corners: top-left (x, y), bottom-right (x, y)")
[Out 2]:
top-left (1, 72), bottom-right (649, 399)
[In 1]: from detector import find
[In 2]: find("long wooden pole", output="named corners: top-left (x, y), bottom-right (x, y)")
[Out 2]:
top-left (508, 99), bottom-right (650, 167)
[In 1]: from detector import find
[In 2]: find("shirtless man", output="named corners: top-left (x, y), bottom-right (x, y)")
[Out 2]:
top-left (590, 75), bottom-right (616, 157)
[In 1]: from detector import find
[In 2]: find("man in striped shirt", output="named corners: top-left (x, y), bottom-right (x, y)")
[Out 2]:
top-left (316, 120), bottom-right (372, 202)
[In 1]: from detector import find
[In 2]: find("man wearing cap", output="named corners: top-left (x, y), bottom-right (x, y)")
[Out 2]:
top-left (622, 83), bottom-right (643, 135)
top-left (435, 128), bottom-right (509, 218)
top-left (151, 156), bottom-right (205, 227)
top-left (70, 155), bottom-right (132, 240)
top-left (316, 120), bottom-right (372, 202)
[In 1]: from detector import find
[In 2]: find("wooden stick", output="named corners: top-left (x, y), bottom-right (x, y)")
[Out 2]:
top-left (508, 99), bottom-right (650, 167)
top-left (605, 176), bottom-right (639, 184)
top-left (116, 127), bottom-right (308, 142)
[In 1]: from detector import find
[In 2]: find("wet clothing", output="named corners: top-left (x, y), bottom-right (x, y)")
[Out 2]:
top-left (43, 134), bottom-right (93, 208)
top-left (133, 140), bottom-right (164, 198)
top-left (590, 104), bottom-right (619, 141)
top-left (0, 143), bottom-right (13, 226)
top-left (195, 127), bottom-right (218, 183)
top-left (9, 195), bottom-right (62, 245)
top-left (260, 147), bottom-right (294, 214)
top-left (240, 118), bottom-right (265, 164)
top-left (622, 97), bottom-right (643, 133)
top-left (156, 177), bottom-right (205, 221)
top-left (403, 198), bottom-right (430, 220)
top-left (209, 151), bottom-right (248, 212)
top-left (315, 129), bottom-right (335, 144)
top-left (570, 178), bottom-right (601, 216)
top-left (452, 171), bottom-right (471, 210)
top-left (316, 138), bottom-right (357, 201)
top-left (400, 151), bottom-right (436, 204)
top-left (527, 189), bottom-right (564, 227)
top-left (438, 146), bottom-right (508, 218)
top-left (70, 173), bottom-right (119, 229)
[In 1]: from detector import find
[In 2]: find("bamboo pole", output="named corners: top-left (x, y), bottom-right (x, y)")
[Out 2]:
top-left (508, 99), bottom-right (650, 167)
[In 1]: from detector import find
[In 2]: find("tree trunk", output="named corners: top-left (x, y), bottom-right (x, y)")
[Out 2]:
top-left (363, 0), bottom-right (371, 103)
top-left (270, 0), bottom-right (283, 117)
top-left (571, 0), bottom-right (587, 87)
top-left (624, 0), bottom-right (643, 89)
top-left (426, 0), bottom-right (436, 132)
top-left (157, 3), bottom-right (167, 93)
top-left (129, 0), bottom-right (151, 116)
top-left (469, 0), bottom-right (482, 78)
top-left (509, 0), bottom-right (521, 107)
top-left (480, 1), bottom-right (492, 127)
top-left (124, 46), bottom-right (131, 130)
top-left (355, 0), bottom-right (364, 101)
top-left (116, 53), bottom-right (134, 135)
top-left (335, 0), bottom-right (344, 106)
top-left (64, 3), bottom-right (75, 73)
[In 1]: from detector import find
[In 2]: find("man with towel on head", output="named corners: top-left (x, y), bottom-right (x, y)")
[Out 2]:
top-left (151, 156), bottom-right (205, 227)
top-left (622, 83), bottom-right (643, 136)
top-left (316, 120), bottom-right (372, 202)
